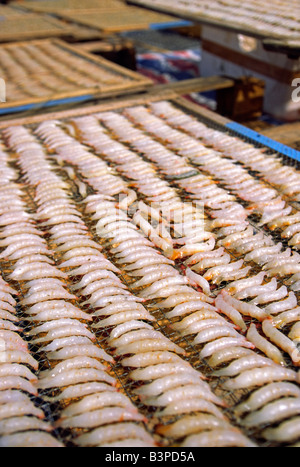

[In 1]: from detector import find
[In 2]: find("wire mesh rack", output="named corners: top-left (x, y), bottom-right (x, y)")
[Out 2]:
top-left (0, 95), bottom-right (299, 447)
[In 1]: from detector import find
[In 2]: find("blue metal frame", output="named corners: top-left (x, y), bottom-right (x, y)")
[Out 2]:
top-left (226, 121), bottom-right (300, 162)
top-left (0, 94), bottom-right (95, 116)
top-left (149, 20), bottom-right (193, 30)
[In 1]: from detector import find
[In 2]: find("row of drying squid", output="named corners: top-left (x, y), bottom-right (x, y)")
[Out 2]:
top-left (0, 101), bottom-right (299, 447)
top-left (0, 132), bottom-right (156, 448)
top-left (30, 121), bottom-right (255, 447)
top-left (0, 128), bottom-right (240, 447)
top-left (0, 41), bottom-right (130, 101)
top-left (74, 105), bottom-right (300, 334)
top-left (138, 0), bottom-right (300, 38)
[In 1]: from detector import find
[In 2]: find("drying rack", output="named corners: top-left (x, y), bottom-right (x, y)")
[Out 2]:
top-left (0, 39), bottom-right (152, 116)
top-left (127, 0), bottom-right (300, 54)
top-left (12, 0), bottom-right (192, 34)
top-left (0, 92), bottom-right (299, 447)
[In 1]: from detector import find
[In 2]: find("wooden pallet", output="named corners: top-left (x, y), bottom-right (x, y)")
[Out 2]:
top-left (0, 38), bottom-right (152, 116)
top-left (216, 77), bottom-right (265, 121)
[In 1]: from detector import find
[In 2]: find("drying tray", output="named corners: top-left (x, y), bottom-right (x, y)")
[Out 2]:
top-left (0, 13), bottom-right (82, 43)
top-left (127, 0), bottom-right (300, 52)
top-left (0, 39), bottom-right (152, 116)
top-left (11, 0), bottom-right (131, 14)
top-left (0, 4), bottom-right (28, 18)
top-left (0, 2), bottom-right (107, 43)
top-left (52, 9), bottom-right (191, 33)
top-left (0, 93), bottom-right (299, 448)
top-left (13, 0), bottom-right (192, 32)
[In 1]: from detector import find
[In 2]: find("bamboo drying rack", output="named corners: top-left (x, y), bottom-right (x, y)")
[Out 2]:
top-left (12, 0), bottom-right (191, 33)
top-left (127, 0), bottom-right (300, 51)
top-left (0, 14), bottom-right (80, 42)
top-left (53, 9), bottom-right (186, 34)
top-left (0, 39), bottom-right (153, 116)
